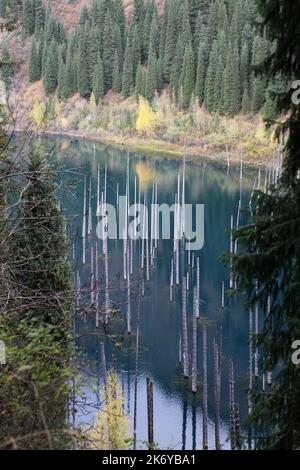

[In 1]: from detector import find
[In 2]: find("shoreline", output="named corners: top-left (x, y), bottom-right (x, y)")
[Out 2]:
top-left (12, 126), bottom-right (274, 167)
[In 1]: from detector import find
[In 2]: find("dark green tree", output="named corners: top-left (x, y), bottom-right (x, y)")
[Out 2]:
top-left (92, 55), bottom-right (104, 104)
top-left (195, 44), bottom-right (206, 105)
top-left (204, 40), bottom-right (218, 112)
top-left (23, 0), bottom-right (35, 36)
top-left (223, 41), bottom-right (241, 115)
top-left (252, 77), bottom-right (265, 113)
top-left (122, 37), bottom-right (134, 98)
top-left (43, 39), bottom-right (59, 96)
top-left (28, 38), bottom-right (41, 82)
top-left (102, 10), bottom-right (116, 91)
top-left (77, 28), bottom-right (91, 98)
top-left (145, 44), bottom-right (157, 102)
top-left (225, 0), bottom-right (300, 450)
top-left (180, 42), bottom-right (195, 110)
top-left (112, 50), bottom-right (122, 93)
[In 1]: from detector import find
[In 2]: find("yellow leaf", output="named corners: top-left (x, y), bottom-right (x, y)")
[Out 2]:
top-left (136, 96), bottom-right (157, 134)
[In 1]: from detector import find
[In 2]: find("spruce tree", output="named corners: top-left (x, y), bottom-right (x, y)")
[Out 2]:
top-left (34, 0), bottom-right (45, 38)
top-left (240, 41), bottom-right (250, 90)
top-left (57, 53), bottom-right (66, 102)
top-left (43, 39), bottom-right (58, 96)
top-left (0, 41), bottom-right (12, 88)
top-left (64, 34), bottom-right (77, 100)
top-left (92, 56), bottom-right (104, 105)
top-left (77, 28), bottom-right (91, 99)
top-left (170, 34), bottom-right (185, 101)
top-left (29, 38), bottom-right (41, 83)
top-left (179, 0), bottom-right (192, 46)
top-left (112, 50), bottom-right (122, 93)
top-left (242, 86), bottom-right (251, 114)
top-left (145, 44), bottom-right (157, 102)
top-left (204, 40), bottom-right (218, 113)
top-left (102, 10), bottom-right (116, 91)
top-left (131, 25), bottom-right (141, 80)
top-left (135, 62), bottom-right (145, 99)
top-left (23, 0), bottom-right (35, 36)
top-left (122, 37), bottom-right (134, 98)
top-left (13, 148), bottom-right (70, 324)
top-left (252, 77), bottom-right (266, 114)
top-left (214, 56), bottom-right (224, 113)
top-left (195, 44), bottom-right (206, 105)
top-left (164, 6), bottom-right (177, 82)
top-left (180, 42), bottom-right (195, 110)
top-left (223, 41), bottom-right (241, 116)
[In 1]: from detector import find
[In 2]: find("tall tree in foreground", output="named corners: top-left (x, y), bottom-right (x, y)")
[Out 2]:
top-left (225, 0), bottom-right (300, 450)
top-left (13, 148), bottom-right (70, 324)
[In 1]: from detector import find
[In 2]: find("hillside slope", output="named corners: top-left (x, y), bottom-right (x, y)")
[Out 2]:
top-left (0, 0), bottom-right (274, 164)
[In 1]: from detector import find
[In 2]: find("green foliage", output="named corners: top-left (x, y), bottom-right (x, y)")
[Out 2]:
top-left (12, 148), bottom-right (71, 324)
top-left (180, 42), bottom-right (195, 110)
top-left (43, 38), bottom-right (59, 96)
top-left (21, 0), bottom-right (266, 118)
top-left (0, 131), bottom-right (72, 449)
top-left (122, 37), bottom-right (134, 98)
top-left (223, 41), bottom-right (241, 116)
top-left (224, 0), bottom-right (300, 450)
top-left (28, 38), bottom-right (41, 82)
top-left (92, 55), bottom-right (104, 104)
top-left (0, 41), bottom-right (13, 88)
top-left (112, 50), bottom-right (122, 93)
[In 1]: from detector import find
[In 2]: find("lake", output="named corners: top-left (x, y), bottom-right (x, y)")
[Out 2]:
top-left (42, 136), bottom-right (259, 450)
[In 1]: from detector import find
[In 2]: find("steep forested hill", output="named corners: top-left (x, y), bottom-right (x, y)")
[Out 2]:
top-left (0, 0), bottom-right (277, 162)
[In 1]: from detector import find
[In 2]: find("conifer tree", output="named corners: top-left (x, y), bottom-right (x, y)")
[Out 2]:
top-left (92, 56), bottom-right (104, 105)
top-left (57, 53), bottom-right (66, 102)
top-left (102, 10), bottom-right (116, 91)
top-left (34, 0), bottom-right (45, 38)
top-left (214, 56), bottom-right (224, 113)
top-left (13, 148), bottom-right (70, 324)
top-left (43, 39), bottom-right (58, 96)
top-left (23, 0), bottom-right (35, 36)
top-left (0, 41), bottom-right (12, 88)
top-left (145, 44), bottom-right (157, 102)
top-left (195, 44), bottom-right (206, 105)
top-left (122, 37), bottom-right (134, 98)
top-left (240, 41), bottom-right (250, 90)
top-left (131, 25), bottom-right (141, 79)
top-left (112, 50), bottom-right (122, 93)
top-left (204, 40), bottom-right (218, 112)
top-left (223, 41), bottom-right (241, 115)
top-left (180, 42), bottom-right (195, 110)
top-left (135, 62), bottom-right (145, 99)
top-left (29, 38), bottom-right (41, 82)
top-left (179, 0), bottom-right (192, 46)
top-left (242, 86), bottom-right (251, 114)
top-left (64, 34), bottom-right (77, 100)
top-left (77, 28), bottom-right (91, 98)
top-left (170, 34), bottom-right (185, 101)
top-left (164, 6), bottom-right (177, 81)
top-left (252, 77), bottom-right (266, 114)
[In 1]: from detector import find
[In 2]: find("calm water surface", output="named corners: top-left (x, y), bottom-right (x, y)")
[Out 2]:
top-left (45, 136), bottom-right (258, 450)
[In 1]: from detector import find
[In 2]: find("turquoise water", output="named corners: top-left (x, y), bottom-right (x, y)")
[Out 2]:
top-left (47, 136), bottom-right (257, 450)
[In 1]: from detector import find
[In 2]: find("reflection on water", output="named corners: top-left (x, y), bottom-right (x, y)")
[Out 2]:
top-left (48, 137), bottom-right (259, 450)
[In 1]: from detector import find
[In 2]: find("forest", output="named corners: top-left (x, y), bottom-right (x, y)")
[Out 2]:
top-left (0, 0), bottom-right (277, 119)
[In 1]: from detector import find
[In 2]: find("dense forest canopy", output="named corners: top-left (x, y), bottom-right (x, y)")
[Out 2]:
top-left (0, 0), bottom-right (278, 119)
